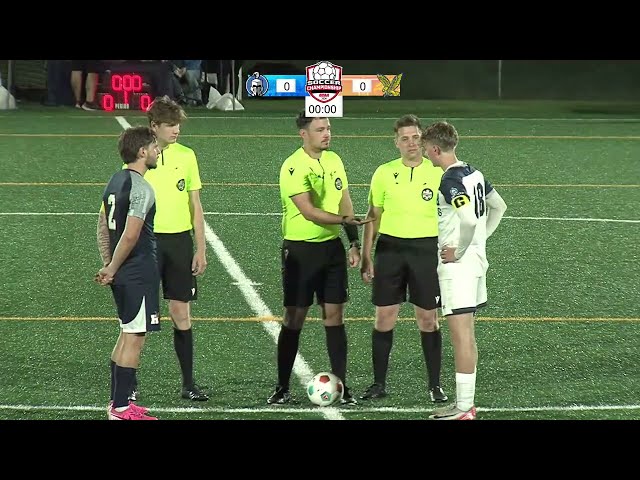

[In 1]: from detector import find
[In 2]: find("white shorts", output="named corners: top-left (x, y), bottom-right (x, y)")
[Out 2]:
top-left (437, 261), bottom-right (487, 316)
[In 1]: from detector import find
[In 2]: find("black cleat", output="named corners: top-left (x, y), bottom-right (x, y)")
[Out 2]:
top-left (81, 101), bottom-right (100, 111)
top-left (267, 386), bottom-right (291, 405)
top-left (340, 386), bottom-right (358, 406)
top-left (128, 389), bottom-right (139, 402)
top-left (429, 386), bottom-right (448, 403)
top-left (360, 383), bottom-right (387, 400)
top-left (182, 384), bottom-right (209, 401)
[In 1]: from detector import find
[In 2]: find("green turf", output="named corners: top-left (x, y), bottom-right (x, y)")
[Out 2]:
top-left (0, 100), bottom-right (639, 420)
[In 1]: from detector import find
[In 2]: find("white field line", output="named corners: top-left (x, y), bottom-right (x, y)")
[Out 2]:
top-left (1, 403), bottom-right (639, 416)
top-left (113, 116), bottom-right (343, 420)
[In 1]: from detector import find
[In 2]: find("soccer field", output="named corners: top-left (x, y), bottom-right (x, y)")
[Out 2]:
top-left (1, 99), bottom-right (639, 420)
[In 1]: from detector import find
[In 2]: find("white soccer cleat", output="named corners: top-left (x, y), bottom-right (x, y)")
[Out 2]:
top-left (429, 404), bottom-right (477, 420)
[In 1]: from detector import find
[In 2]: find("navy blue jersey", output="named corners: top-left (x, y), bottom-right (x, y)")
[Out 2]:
top-left (102, 169), bottom-right (157, 285)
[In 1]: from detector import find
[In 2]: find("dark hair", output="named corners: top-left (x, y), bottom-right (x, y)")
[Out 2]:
top-left (421, 121), bottom-right (459, 151)
top-left (146, 95), bottom-right (187, 126)
top-left (394, 114), bottom-right (422, 134)
top-left (118, 126), bottom-right (156, 164)
top-left (296, 110), bottom-right (327, 130)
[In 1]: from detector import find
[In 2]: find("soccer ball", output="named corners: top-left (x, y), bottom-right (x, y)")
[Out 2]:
top-left (312, 62), bottom-right (337, 81)
top-left (307, 372), bottom-right (344, 407)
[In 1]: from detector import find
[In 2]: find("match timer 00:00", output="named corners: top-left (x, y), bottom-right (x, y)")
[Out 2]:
top-left (96, 73), bottom-right (153, 111)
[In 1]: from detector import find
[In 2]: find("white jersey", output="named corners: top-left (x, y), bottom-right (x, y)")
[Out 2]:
top-left (437, 161), bottom-right (494, 272)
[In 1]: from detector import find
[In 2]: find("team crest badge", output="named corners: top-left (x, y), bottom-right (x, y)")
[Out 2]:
top-left (422, 188), bottom-right (433, 201)
top-left (177, 179), bottom-right (185, 191)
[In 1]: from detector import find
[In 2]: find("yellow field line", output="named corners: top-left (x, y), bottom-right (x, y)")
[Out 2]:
top-left (3, 133), bottom-right (640, 140)
top-left (0, 182), bottom-right (638, 188)
top-left (0, 316), bottom-right (636, 322)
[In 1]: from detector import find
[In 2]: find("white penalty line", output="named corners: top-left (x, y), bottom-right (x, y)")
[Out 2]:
top-left (2, 211), bottom-right (639, 224)
top-left (114, 116), bottom-right (343, 421)
top-left (1, 403), bottom-right (640, 415)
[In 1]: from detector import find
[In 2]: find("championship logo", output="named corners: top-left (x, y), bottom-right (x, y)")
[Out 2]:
top-left (246, 72), bottom-right (269, 97)
top-left (177, 179), bottom-right (185, 191)
top-left (422, 188), bottom-right (433, 201)
top-left (306, 61), bottom-right (343, 103)
top-left (335, 177), bottom-right (343, 190)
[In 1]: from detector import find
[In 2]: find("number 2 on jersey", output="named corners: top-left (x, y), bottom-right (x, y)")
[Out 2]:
top-left (107, 194), bottom-right (116, 230)
top-left (473, 183), bottom-right (485, 218)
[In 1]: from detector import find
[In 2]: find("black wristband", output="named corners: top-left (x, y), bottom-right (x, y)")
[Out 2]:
top-left (344, 223), bottom-right (358, 243)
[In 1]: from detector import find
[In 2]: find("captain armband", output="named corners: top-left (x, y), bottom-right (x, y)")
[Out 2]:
top-left (452, 194), bottom-right (470, 209)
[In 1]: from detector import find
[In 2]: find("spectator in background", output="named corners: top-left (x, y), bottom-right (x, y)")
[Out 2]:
top-left (139, 60), bottom-right (178, 101)
top-left (168, 60), bottom-right (187, 103)
top-left (71, 61), bottom-right (104, 110)
top-left (44, 60), bottom-right (74, 107)
top-left (183, 60), bottom-right (203, 105)
top-left (167, 60), bottom-right (203, 105)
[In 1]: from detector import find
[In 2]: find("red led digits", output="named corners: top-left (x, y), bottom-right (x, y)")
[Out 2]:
top-left (140, 94), bottom-right (152, 111)
top-left (110, 74), bottom-right (145, 109)
top-left (102, 94), bottom-right (115, 112)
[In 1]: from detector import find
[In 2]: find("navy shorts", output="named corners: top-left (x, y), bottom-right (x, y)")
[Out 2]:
top-left (111, 282), bottom-right (160, 333)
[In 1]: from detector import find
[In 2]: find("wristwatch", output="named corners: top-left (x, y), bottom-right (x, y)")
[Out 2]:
top-left (349, 240), bottom-right (361, 249)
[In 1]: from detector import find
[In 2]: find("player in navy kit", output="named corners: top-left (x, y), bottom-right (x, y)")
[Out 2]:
top-left (96, 126), bottom-right (161, 420)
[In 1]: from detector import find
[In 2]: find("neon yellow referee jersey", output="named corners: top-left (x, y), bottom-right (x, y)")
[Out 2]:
top-left (279, 147), bottom-right (348, 242)
top-left (125, 142), bottom-right (202, 234)
top-left (369, 157), bottom-right (442, 238)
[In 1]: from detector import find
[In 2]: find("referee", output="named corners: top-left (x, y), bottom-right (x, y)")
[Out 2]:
top-left (267, 111), bottom-right (371, 406)
top-left (359, 114), bottom-right (448, 403)
top-left (128, 96), bottom-right (209, 402)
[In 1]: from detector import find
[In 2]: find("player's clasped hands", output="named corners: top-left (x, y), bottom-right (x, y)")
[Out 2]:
top-left (94, 265), bottom-right (115, 286)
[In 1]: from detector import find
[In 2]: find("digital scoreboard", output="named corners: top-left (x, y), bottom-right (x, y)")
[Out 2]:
top-left (96, 72), bottom-right (153, 112)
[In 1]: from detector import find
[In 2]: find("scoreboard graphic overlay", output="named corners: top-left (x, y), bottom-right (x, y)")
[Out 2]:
top-left (246, 74), bottom-right (402, 98)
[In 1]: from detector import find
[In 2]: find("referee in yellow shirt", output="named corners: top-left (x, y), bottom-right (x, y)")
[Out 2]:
top-left (267, 111), bottom-right (371, 406)
top-left (359, 114), bottom-right (448, 403)
top-left (129, 96), bottom-right (209, 401)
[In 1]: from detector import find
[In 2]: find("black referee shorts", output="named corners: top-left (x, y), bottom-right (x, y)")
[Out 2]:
top-left (372, 234), bottom-right (440, 310)
top-left (281, 238), bottom-right (348, 308)
top-left (156, 231), bottom-right (197, 302)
